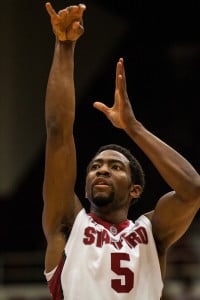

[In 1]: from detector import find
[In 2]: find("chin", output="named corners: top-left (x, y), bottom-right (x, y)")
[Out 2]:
top-left (92, 195), bottom-right (113, 207)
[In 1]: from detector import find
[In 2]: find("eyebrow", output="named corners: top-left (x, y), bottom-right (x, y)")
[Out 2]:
top-left (91, 158), bottom-right (128, 166)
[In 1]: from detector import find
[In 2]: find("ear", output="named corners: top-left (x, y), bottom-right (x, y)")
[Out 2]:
top-left (85, 191), bottom-right (88, 198)
top-left (130, 184), bottom-right (142, 199)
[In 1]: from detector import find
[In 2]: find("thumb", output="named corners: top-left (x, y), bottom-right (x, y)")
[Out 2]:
top-left (93, 102), bottom-right (109, 114)
top-left (45, 2), bottom-right (56, 18)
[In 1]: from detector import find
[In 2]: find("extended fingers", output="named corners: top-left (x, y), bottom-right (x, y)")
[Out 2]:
top-left (116, 58), bottom-right (124, 78)
top-left (115, 59), bottom-right (122, 87)
top-left (116, 58), bottom-right (127, 91)
top-left (120, 58), bottom-right (127, 86)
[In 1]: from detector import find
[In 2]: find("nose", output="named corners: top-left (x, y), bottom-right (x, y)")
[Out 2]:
top-left (96, 164), bottom-right (110, 176)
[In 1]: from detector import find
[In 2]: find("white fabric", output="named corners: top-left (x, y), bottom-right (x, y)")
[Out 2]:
top-left (45, 208), bottom-right (163, 299)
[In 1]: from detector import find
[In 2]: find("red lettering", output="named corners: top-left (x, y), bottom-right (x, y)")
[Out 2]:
top-left (124, 232), bottom-right (142, 248)
top-left (96, 229), bottom-right (110, 247)
top-left (83, 227), bottom-right (96, 245)
top-left (135, 227), bottom-right (148, 244)
top-left (83, 226), bottom-right (148, 249)
top-left (111, 239), bottom-right (123, 250)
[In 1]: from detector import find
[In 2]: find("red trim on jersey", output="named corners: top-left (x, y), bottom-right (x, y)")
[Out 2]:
top-left (48, 253), bottom-right (66, 300)
top-left (88, 213), bottom-right (130, 234)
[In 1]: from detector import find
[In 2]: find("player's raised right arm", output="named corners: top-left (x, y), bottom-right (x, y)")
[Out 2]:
top-left (42, 2), bottom-right (86, 272)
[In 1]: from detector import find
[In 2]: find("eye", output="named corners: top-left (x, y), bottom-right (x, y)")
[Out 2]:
top-left (111, 164), bottom-right (122, 170)
top-left (90, 163), bottom-right (100, 170)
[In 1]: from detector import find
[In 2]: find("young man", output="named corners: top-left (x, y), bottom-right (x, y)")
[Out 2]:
top-left (43, 2), bottom-right (200, 299)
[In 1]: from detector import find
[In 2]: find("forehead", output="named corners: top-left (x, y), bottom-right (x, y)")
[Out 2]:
top-left (93, 150), bottom-right (130, 164)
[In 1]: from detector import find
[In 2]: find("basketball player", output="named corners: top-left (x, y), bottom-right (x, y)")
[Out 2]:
top-left (42, 2), bottom-right (200, 299)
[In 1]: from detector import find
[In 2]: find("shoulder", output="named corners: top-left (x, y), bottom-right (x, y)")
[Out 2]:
top-left (134, 212), bottom-right (154, 232)
top-left (144, 210), bottom-right (154, 221)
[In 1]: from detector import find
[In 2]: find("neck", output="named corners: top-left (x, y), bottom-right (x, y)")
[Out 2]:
top-left (90, 206), bottom-right (128, 224)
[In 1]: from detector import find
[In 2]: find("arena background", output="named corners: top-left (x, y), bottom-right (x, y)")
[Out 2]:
top-left (0, 0), bottom-right (200, 299)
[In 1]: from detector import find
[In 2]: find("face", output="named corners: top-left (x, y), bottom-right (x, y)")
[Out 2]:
top-left (85, 150), bottom-right (134, 211)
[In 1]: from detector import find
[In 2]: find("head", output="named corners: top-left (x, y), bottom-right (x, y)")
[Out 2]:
top-left (85, 144), bottom-right (145, 212)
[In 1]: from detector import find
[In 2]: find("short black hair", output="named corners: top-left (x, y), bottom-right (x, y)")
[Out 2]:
top-left (87, 143), bottom-right (145, 191)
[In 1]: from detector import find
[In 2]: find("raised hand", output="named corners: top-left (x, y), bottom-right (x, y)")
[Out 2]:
top-left (45, 2), bottom-right (86, 41)
top-left (93, 58), bottom-right (137, 131)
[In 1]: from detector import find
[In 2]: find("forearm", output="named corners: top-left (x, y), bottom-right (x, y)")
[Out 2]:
top-left (45, 39), bottom-right (76, 134)
top-left (126, 120), bottom-right (200, 202)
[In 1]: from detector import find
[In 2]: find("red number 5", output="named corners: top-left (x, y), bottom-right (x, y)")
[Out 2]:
top-left (111, 253), bottom-right (134, 293)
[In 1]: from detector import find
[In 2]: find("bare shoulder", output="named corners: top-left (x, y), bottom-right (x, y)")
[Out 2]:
top-left (144, 210), bottom-right (154, 221)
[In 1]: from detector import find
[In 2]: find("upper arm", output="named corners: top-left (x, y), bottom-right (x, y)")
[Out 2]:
top-left (151, 191), bottom-right (200, 251)
top-left (42, 132), bottom-right (83, 272)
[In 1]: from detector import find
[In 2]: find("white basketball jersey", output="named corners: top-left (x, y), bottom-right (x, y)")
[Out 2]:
top-left (45, 208), bottom-right (163, 299)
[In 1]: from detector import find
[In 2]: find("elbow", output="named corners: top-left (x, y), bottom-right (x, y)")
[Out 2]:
top-left (46, 118), bottom-right (62, 136)
top-left (46, 114), bottom-right (73, 137)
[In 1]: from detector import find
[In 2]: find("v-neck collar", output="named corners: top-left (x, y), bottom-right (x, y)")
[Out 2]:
top-left (88, 213), bottom-right (130, 235)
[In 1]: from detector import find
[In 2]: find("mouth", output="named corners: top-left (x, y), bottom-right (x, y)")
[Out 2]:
top-left (92, 179), bottom-right (112, 194)
top-left (93, 185), bottom-right (109, 191)
top-left (93, 178), bottom-right (110, 186)
top-left (87, 178), bottom-right (114, 207)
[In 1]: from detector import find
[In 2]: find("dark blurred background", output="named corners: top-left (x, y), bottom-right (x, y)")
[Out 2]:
top-left (0, 0), bottom-right (200, 299)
